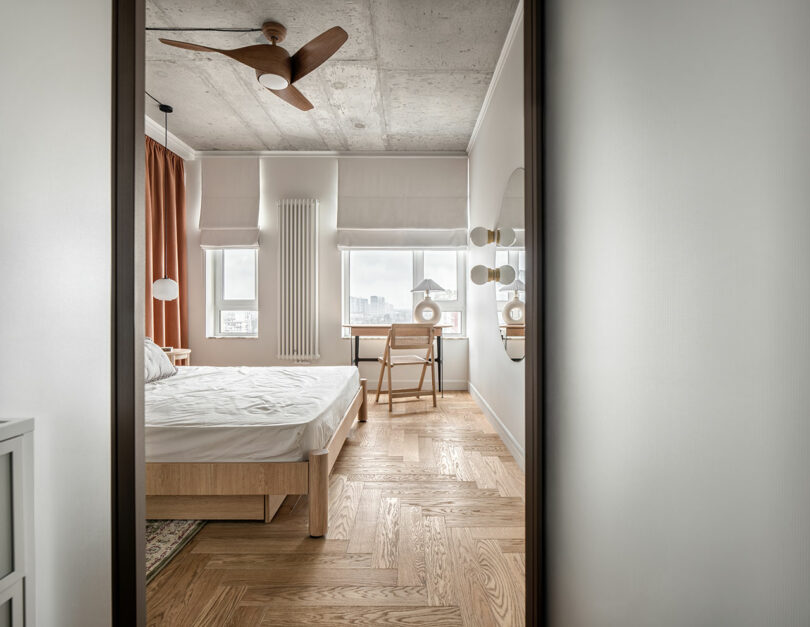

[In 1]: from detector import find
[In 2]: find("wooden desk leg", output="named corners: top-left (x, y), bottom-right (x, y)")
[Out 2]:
top-left (437, 335), bottom-right (444, 397)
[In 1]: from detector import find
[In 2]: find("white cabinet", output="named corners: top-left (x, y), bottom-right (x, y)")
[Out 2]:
top-left (0, 419), bottom-right (33, 627)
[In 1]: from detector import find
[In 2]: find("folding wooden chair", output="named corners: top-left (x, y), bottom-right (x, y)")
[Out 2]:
top-left (375, 323), bottom-right (437, 411)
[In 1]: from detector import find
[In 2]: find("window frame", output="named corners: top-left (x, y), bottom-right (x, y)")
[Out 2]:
top-left (206, 248), bottom-right (259, 338)
top-left (342, 249), bottom-right (467, 337)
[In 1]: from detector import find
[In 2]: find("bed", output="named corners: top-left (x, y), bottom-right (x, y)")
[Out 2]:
top-left (143, 356), bottom-right (367, 538)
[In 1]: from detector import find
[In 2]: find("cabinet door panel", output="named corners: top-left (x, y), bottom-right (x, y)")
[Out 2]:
top-left (0, 438), bottom-right (23, 590)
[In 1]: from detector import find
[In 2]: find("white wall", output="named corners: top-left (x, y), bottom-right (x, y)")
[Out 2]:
top-left (0, 0), bottom-right (112, 624)
top-left (468, 19), bottom-right (525, 464)
top-left (547, 1), bottom-right (810, 624)
top-left (185, 156), bottom-right (469, 389)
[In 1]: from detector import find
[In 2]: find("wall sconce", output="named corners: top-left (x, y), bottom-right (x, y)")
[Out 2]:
top-left (470, 264), bottom-right (517, 286)
top-left (469, 226), bottom-right (516, 247)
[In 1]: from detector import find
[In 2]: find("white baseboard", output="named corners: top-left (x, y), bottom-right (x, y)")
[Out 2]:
top-left (368, 379), bottom-right (468, 392)
top-left (468, 380), bottom-right (525, 471)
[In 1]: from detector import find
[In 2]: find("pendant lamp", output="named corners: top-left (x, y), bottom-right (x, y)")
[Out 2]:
top-left (153, 103), bottom-right (179, 301)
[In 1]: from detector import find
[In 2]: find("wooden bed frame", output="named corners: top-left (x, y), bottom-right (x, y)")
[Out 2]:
top-left (145, 379), bottom-right (368, 537)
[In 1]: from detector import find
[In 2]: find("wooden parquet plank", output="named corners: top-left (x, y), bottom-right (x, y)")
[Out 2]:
top-left (418, 436), bottom-right (436, 466)
top-left (469, 527), bottom-right (525, 540)
top-left (403, 432), bottom-right (420, 462)
top-left (372, 497), bottom-right (400, 568)
top-left (397, 505), bottom-right (426, 585)
top-left (259, 605), bottom-right (463, 626)
top-left (218, 567), bottom-right (398, 587)
top-left (224, 606), bottom-right (265, 627)
top-left (192, 585), bottom-right (247, 627)
top-left (447, 527), bottom-right (499, 627)
top-left (328, 479), bottom-right (363, 540)
top-left (424, 516), bottom-right (456, 607)
top-left (347, 487), bottom-right (381, 554)
top-left (241, 584), bottom-right (428, 606)
top-left (475, 539), bottom-right (524, 626)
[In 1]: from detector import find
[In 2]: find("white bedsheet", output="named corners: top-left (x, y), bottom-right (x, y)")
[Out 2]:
top-left (145, 365), bottom-right (360, 463)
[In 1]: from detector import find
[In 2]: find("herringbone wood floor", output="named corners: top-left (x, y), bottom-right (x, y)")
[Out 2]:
top-left (147, 392), bottom-right (526, 626)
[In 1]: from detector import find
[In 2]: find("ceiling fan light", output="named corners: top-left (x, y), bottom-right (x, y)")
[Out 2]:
top-left (258, 72), bottom-right (289, 90)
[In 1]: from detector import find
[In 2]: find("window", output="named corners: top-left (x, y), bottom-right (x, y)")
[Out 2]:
top-left (343, 250), bottom-right (466, 335)
top-left (206, 248), bottom-right (258, 337)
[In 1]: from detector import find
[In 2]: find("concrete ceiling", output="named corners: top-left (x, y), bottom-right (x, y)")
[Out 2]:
top-left (145, 0), bottom-right (519, 152)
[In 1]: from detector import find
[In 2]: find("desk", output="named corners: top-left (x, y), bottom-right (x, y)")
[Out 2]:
top-left (499, 325), bottom-right (525, 362)
top-left (344, 324), bottom-right (447, 396)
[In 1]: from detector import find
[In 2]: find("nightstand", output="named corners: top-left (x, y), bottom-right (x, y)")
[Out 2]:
top-left (166, 348), bottom-right (191, 366)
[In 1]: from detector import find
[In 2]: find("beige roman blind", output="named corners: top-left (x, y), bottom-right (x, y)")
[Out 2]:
top-left (199, 158), bottom-right (260, 248)
top-left (337, 157), bottom-right (468, 249)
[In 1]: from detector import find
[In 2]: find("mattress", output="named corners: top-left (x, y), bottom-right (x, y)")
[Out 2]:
top-left (145, 365), bottom-right (361, 463)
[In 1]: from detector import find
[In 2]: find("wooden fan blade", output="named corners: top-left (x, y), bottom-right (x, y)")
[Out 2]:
top-left (159, 38), bottom-right (222, 54)
top-left (290, 26), bottom-right (348, 83)
top-left (267, 84), bottom-right (313, 111)
top-left (160, 39), bottom-right (291, 76)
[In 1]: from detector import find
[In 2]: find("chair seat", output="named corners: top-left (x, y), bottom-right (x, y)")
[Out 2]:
top-left (378, 354), bottom-right (432, 366)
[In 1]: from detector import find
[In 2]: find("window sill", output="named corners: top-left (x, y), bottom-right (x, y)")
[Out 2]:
top-left (205, 335), bottom-right (259, 340)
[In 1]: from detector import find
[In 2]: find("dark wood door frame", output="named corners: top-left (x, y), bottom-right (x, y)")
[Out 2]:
top-left (524, 0), bottom-right (546, 624)
top-left (112, 0), bottom-right (146, 624)
top-left (110, 0), bottom-right (544, 624)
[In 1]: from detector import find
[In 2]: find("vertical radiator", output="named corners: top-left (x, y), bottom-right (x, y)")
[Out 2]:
top-left (278, 198), bottom-right (319, 362)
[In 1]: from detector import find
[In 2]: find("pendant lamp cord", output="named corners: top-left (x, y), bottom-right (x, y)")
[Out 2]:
top-left (163, 107), bottom-right (169, 280)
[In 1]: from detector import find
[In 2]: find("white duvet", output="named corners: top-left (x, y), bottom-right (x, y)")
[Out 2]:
top-left (145, 365), bottom-right (360, 463)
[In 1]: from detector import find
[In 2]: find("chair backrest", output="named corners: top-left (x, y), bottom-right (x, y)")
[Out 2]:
top-left (389, 323), bottom-right (435, 351)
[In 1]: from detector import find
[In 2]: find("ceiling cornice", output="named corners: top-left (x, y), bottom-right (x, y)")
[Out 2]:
top-left (466, 0), bottom-right (524, 154)
top-left (144, 115), bottom-right (196, 161)
top-left (195, 150), bottom-right (468, 159)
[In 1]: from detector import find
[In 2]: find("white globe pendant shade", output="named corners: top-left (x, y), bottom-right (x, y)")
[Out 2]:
top-left (497, 264), bottom-right (516, 285)
top-left (471, 264), bottom-right (516, 286)
top-left (469, 226), bottom-right (517, 247)
top-left (258, 71), bottom-right (289, 90)
top-left (153, 277), bottom-right (179, 301)
top-left (470, 264), bottom-right (491, 285)
top-left (498, 226), bottom-right (517, 247)
top-left (470, 226), bottom-right (492, 247)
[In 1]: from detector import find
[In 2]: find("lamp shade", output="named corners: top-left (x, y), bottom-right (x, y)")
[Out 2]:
top-left (153, 277), bottom-right (179, 301)
top-left (412, 278), bottom-right (445, 293)
top-left (499, 278), bottom-right (526, 292)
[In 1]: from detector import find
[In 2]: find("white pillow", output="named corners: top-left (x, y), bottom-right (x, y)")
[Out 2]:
top-left (144, 338), bottom-right (177, 383)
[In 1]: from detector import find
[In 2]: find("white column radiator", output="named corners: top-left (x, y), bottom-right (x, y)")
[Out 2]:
top-left (277, 198), bottom-right (319, 362)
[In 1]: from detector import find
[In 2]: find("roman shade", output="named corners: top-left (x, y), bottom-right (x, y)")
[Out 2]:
top-left (337, 157), bottom-right (468, 249)
top-left (199, 158), bottom-right (260, 248)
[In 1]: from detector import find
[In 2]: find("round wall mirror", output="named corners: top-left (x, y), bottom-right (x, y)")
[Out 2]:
top-left (495, 168), bottom-right (525, 361)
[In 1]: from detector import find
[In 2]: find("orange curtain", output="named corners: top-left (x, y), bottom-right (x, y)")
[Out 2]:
top-left (145, 136), bottom-right (188, 348)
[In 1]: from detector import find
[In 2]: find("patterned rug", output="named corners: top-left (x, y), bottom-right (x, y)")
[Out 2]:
top-left (146, 520), bottom-right (205, 583)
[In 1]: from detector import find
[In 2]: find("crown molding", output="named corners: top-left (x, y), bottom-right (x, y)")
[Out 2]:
top-left (466, 0), bottom-right (524, 154)
top-left (144, 115), bottom-right (196, 161)
top-left (195, 150), bottom-right (468, 159)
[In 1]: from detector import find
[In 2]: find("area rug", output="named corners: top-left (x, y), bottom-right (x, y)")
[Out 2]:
top-left (146, 519), bottom-right (206, 583)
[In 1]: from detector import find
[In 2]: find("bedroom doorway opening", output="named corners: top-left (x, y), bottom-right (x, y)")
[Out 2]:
top-left (113, 0), bottom-right (543, 624)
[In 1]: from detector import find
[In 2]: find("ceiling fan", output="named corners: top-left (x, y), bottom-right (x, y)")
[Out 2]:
top-left (159, 21), bottom-right (348, 111)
